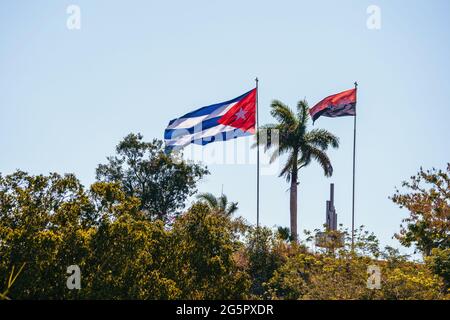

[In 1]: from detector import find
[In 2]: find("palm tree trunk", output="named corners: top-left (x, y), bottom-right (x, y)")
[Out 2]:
top-left (290, 165), bottom-right (298, 241)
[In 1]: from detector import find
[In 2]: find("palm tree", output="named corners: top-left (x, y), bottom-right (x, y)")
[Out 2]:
top-left (196, 192), bottom-right (238, 216)
top-left (256, 99), bottom-right (339, 240)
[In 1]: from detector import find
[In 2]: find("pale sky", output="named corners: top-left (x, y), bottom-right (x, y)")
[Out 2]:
top-left (1, 0), bottom-right (449, 254)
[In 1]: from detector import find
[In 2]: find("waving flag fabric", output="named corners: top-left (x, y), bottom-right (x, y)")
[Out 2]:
top-left (165, 89), bottom-right (256, 150)
top-left (310, 88), bottom-right (357, 123)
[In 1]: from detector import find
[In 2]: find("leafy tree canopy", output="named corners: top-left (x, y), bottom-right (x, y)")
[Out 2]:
top-left (96, 133), bottom-right (209, 223)
top-left (391, 164), bottom-right (450, 256)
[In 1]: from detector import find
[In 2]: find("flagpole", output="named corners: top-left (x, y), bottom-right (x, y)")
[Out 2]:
top-left (256, 77), bottom-right (260, 229)
top-left (351, 81), bottom-right (358, 251)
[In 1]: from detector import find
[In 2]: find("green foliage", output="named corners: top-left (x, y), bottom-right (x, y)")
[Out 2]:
top-left (389, 164), bottom-right (450, 296)
top-left (0, 149), bottom-right (448, 300)
top-left (0, 171), bottom-right (248, 300)
top-left (266, 238), bottom-right (445, 300)
top-left (244, 227), bottom-right (292, 297)
top-left (171, 203), bottom-right (250, 299)
top-left (0, 264), bottom-right (25, 300)
top-left (0, 171), bottom-right (93, 299)
top-left (83, 214), bottom-right (179, 299)
top-left (263, 226), bottom-right (447, 300)
top-left (96, 133), bottom-right (209, 222)
top-left (276, 227), bottom-right (291, 242)
top-left (427, 248), bottom-right (450, 291)
top-left (196, 192), bottom-right (238, 216)
top-left (391, 164), bottom-right (450, 256)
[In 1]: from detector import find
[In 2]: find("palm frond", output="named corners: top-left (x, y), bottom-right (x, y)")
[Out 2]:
top-left (219, 194), bottom-right (228, 211)
top-left (258, 98), bottom-right (339, 182)
top-left (197, 192), bottom-right (239, 216)
top-left (306, 146), bottom-right (334, 177)
top-left (270, 100), bottom-right (298, 129)
top-left (226, 202), bottom-right (239, 216)
top-left (296, 99), bottom-right (310, 125)
top-left (305, 129), bottom-right (340, 150)
top-left (196, 192), bottom-right (218, 209)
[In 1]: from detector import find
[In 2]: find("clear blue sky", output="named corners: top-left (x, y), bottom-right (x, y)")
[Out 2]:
top-left (1, 0), bottom-right (449, 253)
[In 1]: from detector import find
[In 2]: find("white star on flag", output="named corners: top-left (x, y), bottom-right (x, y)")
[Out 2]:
top-left (235, 108), bottom-right (247, 120)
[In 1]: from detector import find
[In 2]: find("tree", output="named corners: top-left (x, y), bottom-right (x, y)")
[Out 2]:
top-left (0, 171), bottom-right (181, 300)
top-left (82, 181), bottom-right (181, 299)
top-left (196, 192), bottom-right (238, 216)
top-left (171, 203), bottom-right (250, 299)
top-left (265, 228), bottom-right (445, 300)
top-left (391, 164), bottom-right (450, 256)
top-left (96, 133), bottom-right (209, 223)
top-left (0, 171), bottom-right (250, 300)
top-left (427, 248), bottom-right (450, 290)
top-left (244, 227), bottom-right (292, 297)
top-left (256, 100), bottom-right (339, 240)
top-left (0, 171), bottom-right (94, 299)
top-left (83, 214), bottom-right (179, 299)
top-left (391, 164), bottom-right (450, 292)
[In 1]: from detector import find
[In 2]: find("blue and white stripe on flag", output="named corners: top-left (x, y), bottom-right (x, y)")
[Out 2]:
top-left (164, 89), bottom-right (256, 150)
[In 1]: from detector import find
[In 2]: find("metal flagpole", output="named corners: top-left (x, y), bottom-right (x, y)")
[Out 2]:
top-left (351, 81), bottom-right (358, 251)
top-left (256, 77), bottom-right (260, 229)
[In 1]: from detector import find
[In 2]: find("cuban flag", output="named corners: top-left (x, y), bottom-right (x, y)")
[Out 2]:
top-left (309, 88), bottom-right (357, 123)
top-left (164, 89), bottom-right (256, 150)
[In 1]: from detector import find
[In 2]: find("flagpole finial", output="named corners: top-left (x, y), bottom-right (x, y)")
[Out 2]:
top-left (255, 77), bottom-right (258, 83)
top-left (354, 81), bottom-right (358, 88)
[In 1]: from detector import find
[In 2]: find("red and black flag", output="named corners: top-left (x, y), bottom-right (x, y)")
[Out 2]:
top-left (309, 88), bottom-right (357, 123)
